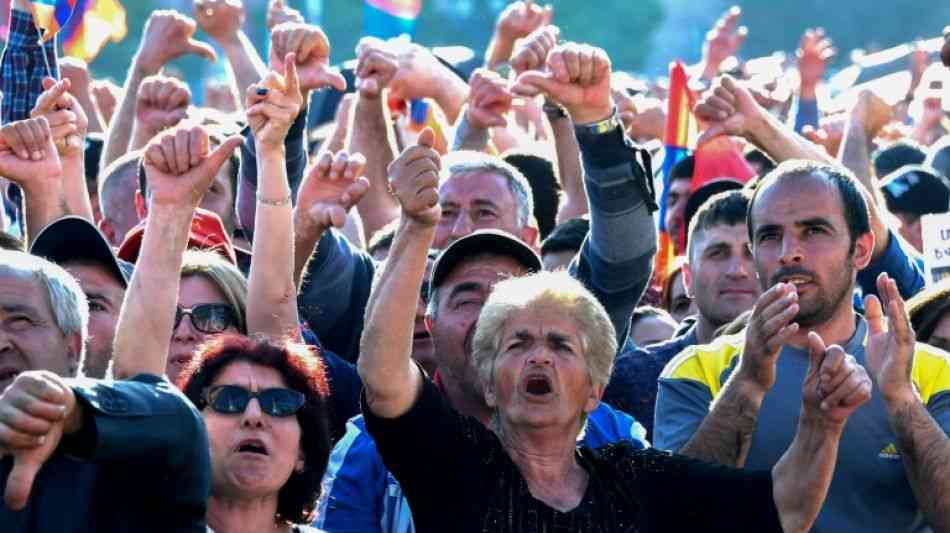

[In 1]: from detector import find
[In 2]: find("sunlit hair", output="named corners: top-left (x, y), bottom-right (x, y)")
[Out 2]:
top-left (0, 250), bottom-right (88, 371)
top-left (178, 333), bottom-right (330, 525)
top-left (441, 151), bottom-right (534, 228)
top-left (181, 250), bottom-right (247, 334)
top-left (472, 271), bottom-right (617, 392)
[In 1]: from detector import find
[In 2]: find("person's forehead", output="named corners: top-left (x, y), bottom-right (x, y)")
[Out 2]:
top-left (752, 175), bottom-right (844, 228)
top-left (440, 170), bottom-right (514, 204)
top-left (211, 359), bottom-right (288, 390)
top-left (0, 271), bottom-right (47, 312)
top-left (63, 261), bottom-right (124, 294)
top-left (695, 223), bottom-right (749, 252)
top-left (501, 303), bottom-right (582, 340)
top-left (443, 254), bottom-right (527, 289)
top-left (179, 274), bottom-right (229, 306)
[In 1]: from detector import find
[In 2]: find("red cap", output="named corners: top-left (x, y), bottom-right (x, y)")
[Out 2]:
top-left (118, 208), bottom-right (238, 265)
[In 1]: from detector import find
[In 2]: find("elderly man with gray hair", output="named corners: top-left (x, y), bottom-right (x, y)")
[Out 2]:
top-left (0, 250), bottom-right (88, 390)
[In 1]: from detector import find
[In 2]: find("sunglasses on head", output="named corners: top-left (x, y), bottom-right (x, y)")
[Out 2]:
top-left (175, 303), bottom-right (238, 334)
top-left (203, 385), bottom-right (305, 417)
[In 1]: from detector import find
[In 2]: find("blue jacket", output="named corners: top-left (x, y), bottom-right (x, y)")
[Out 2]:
top-left (315, 401), bottom-right (648, 533)
top-left (0, 374), bottom-right (211, 532)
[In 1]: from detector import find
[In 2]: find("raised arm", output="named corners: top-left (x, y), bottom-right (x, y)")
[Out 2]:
top-left (513, 42), bottom-right (657, 344)
top-left (358, 129), bottom-right (441, 419)
top-left (130, 75), bottom-right (191, 152)
top-left (350, 38), bottom-right (402, 238)
top-left (194, 0), bottom-right (266, 107)
top-left (59, 59), bottom-right (105, 135)
top-left (452, 68), bottom-right (513, 152)
top-left (112, 125), bottom-right (241, 379)
top-left (100, 11), bottom-right (216, 169)
top-left (865, 274), bottom-right (950, 532)
top-left (30, 77), bottom-right (94, 225)
top-left (0, 117), bottom-right (65, 242)
top-left (244, 56), bottom-right (304, 339)
top-left (485, 1), bottom-right (551, 70)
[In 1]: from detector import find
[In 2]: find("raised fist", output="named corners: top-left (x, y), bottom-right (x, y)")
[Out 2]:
top-left (496, 0), bottom-right (553, 44)
top-left (246, 54), bottom-right (304, 150)
top-left (270, 22), bottom-right (346, 93)
top-left (387, 128), bottom-right (441, 226)
top-left (0, 117), bottom-right (63, 190)
top-left (466, 68), bottom-right (513, 129)
top-left (511, 42), bottom-right (613, 124)
top-left (295, 151), bottom-right (371, 232)
top-left (143, 124), bottom-right (242, 209)
top-left (193, 0), bottom-right (245, 43)
top-left (91, 80), bottom-right (121, 125)
top-left (694, 75), bottom-right (766, 145)
top-left (30, 77), bottom-right (88, 157)
top-left (136, 75), bottom-right (191, 135)
top-left (511, 25), bottom-right (559, 75)
top-left (387, 41), bottom-right (453, 103)
top-left (58, 58), bottom-right (92, 102)
top-left (137, 11), bottom-right (217, 75)
top-left (355, 37), bottom-right (398, 99)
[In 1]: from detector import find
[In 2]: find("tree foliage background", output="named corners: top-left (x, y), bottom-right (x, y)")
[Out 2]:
top-left (74, 0), bottom-right (950, 99)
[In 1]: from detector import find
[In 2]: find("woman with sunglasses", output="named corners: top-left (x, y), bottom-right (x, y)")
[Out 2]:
top-left (178, 334), bottom-right (331, 533)
top-left (169, 250), bottom-right (248, 383)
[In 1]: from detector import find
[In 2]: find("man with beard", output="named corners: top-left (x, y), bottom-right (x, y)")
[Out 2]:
top-left (655, 160), bottom-right (950, 532)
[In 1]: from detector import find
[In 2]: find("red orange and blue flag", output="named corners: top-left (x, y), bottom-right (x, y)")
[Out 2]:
top-left (29, 0), bottom-right (78, 42)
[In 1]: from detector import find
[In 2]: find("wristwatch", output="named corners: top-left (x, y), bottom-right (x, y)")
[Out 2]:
top-left (575, 107), bottom-right (621, 136)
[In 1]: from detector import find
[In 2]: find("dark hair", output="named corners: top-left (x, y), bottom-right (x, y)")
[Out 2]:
top-left (178, 334), bottom-right (330, 525)
top-left (0, 231), bottom-right (24, 251)
top-left (503, 151), bottom-right (561, 240)
top-left (872, 139), bottom-right (926, 178)
top-left (367, 220), bottom-right (398, 258)
top-left (687, 190), bottom-right (750, 260)
top-left (744, 147), bottom-right (776, 176)
top-left (747, 160), bottom-right (870, 252)
top-left (670, 155), bottom-right (695, 181)
top-left (540, 217), bottom-right (589, 257)
top-left (907, 277), bottom-right (950, 343)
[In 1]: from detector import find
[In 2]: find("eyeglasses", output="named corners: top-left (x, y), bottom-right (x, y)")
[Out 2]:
top-left (203, 385), bottom-right (305, 417)
top-left (174, 304), bottom-right (238, 334)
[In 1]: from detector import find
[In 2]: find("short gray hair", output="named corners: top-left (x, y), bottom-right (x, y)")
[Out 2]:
top-left (472, 271), bottom-right (617, 392)
top-left (0, 250), bottom-right (88, 366)
top-left (442, 151), bottom-right (534, 228)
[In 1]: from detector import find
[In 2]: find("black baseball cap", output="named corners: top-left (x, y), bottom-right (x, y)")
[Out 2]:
top-left (430, 230), bottom-right (542, 293)
top-left (30, 216), bottom-right (134, 287)
top-left (880, 165), bottom-right (950, 217)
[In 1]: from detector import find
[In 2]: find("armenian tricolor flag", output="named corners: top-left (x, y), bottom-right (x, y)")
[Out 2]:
top-left (59, 0), bottom-right (127, 62)
top-left (30, 0), bottom-right (78, 42)
top-left (364, 0), bottom-right (422, 39)
top-left (655, 61), bottom-right (697, 284)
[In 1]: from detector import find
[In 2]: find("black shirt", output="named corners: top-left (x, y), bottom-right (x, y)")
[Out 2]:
top-left (364, 379), bottom-right (784, 533)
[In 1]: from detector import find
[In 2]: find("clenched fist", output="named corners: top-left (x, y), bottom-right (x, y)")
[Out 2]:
top-left (387, 128), bottom-right (441, 227)
top-left (136, 75), bottom-right (191, 135)
top-left (136, 10), bottom-right (216, 75)
top-left (466, 69), bottom-right (513, 129)
top-left (270, 22), bottom-right (346, 93)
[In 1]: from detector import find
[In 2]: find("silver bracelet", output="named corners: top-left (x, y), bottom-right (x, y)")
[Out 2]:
top-left (256, 193), bottom-right (292, 207)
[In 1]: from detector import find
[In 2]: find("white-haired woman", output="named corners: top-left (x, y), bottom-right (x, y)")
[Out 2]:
top-left (360, 261), bottom-right (871, 532)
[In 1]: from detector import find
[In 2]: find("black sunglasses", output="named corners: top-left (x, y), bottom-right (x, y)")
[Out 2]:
top-left (203, 385), bottom-right (305, 417)
top-left (175, 303), bottom-right (238, 334)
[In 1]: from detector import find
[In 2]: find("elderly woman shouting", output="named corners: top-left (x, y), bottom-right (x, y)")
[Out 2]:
top-left (358, 41), bottom-right (873, 533)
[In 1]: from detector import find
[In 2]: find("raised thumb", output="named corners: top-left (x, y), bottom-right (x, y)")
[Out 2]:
top-left (4, 454), bottom-right (41, 510)
top-left (187, 39), bottom-right (218, 63)
top-left (319, 68), bottom-right (347, 92)
top-left (416, 127), bottom-right (435, 148)
top-left (696, 123), bottom-right (725, 148)
top-left (806, 331), bottom-right (826, 372)
top-left (203, 136), bottom-right (243, 174)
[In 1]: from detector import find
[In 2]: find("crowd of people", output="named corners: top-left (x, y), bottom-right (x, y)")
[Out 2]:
top-left (0, 0), bottom-right (949, 531)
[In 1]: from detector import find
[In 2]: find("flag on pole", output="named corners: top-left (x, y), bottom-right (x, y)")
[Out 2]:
top-left (29, 0), bottom-right (79, 42)
top-left (655, 61), bottom-right (697, 285)
top-left (59, 0), bottom-right (127, 63)
top-left (364, 0), bottom-right (422, 40)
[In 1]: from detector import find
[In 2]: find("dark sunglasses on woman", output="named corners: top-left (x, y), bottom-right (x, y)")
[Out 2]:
top-left (203, 385), bottom-right (306, 417)
top-left (174, 303), bottom-right (238, 334)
